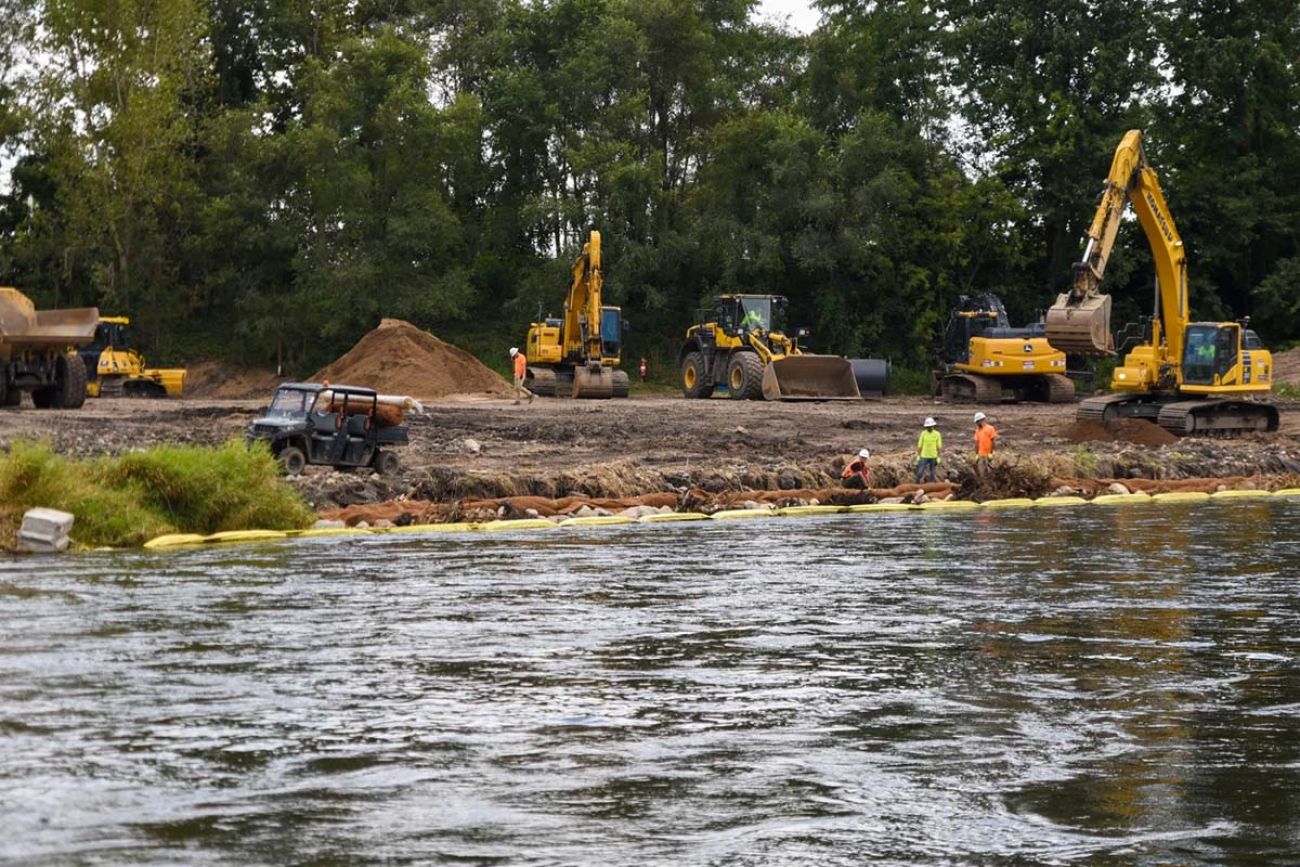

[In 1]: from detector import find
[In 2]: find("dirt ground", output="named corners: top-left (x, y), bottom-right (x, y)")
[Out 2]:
top-left (2, 393), bottom-right (1299, 508)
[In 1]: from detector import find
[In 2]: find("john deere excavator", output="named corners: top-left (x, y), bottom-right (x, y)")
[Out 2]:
top-left (933, 293), bottom-right (1074, 402)
top-left (1046, 129), bottom-right (1278, 435)
top-left (524, 230), bottom-right (629, 399)
top-left (678, 294), bottom-right (885, 400)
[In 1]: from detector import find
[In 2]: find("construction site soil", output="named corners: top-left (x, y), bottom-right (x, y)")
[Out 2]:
top-left (3, 393), bottom-right (1299, 513)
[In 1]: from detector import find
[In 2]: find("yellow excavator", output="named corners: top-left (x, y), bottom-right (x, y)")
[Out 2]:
top-left (524, 230), bottom-right (629, 398)
top-left (79, 317), bottom-right (186, 398)
top-left (933, 293), bottom-right (1074, 403)
top-left (1046, 129), bottom-right (1278, 435)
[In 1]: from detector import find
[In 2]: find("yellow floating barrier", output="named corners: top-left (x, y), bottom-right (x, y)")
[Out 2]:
top-left (388, 522), bottom-right (480, 534)
top-left (1091, 493), bottom-right (1153, 506)
top-left (143, 533), bottom-right (207, 550)
top-left (981, 498), bottom-right (1036, 509)
top-left (289, 526), bottom-right (357, 539)
top-left (560, 515), bottom-right (635, 527)
top-left (1273, 488), bottom-right (1300, 498)
top-left (846, 503), bottom-right (918, 513)
top-left (1033, 496), bottom-right (1088, 507)
top-left (480, 518), bottom-right (557, 531)
top-left (710, 509), bottom-right (776, 520)
top-left (1210, 489), bottom-right (1271, 500)
top-left (1151, 491), bottom-right (1211, 503)
top-left (203, 530), bottom-right (288, 544)
top-left (638, 512), bottom-right (710, 523)
top-left (776, 505), bottom-right (848, 517)
top-left (919, 500), bottom-right (979, 510)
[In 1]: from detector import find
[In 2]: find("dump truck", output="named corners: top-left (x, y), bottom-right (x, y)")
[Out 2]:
top-left (79, 316), bottom-right (187, 398)
top-left (932, 293), bottom-right (1074, 403)
top-left (0, 287), bottom-right (98, 409)
top-left (524, 230), bottom-right (629, 398)
top-left (1045, 129), bottom-right (1278, 435)
top-left (678, 294), bottom-right (887, 400)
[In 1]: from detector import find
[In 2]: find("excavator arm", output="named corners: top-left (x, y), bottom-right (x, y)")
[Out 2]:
top-left (1046, 129), bottom-right (1188, 359)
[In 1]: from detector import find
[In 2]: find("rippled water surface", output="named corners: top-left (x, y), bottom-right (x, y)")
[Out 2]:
top-left (3, 502), bottom-right (1300, 865)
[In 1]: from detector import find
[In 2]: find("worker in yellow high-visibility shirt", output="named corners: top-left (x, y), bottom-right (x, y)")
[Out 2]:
top-left (915, 417), bottom-right (942, 484)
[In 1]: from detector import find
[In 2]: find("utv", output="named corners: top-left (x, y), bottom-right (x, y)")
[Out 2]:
top-left (246, 383), bottom-right (408, 475)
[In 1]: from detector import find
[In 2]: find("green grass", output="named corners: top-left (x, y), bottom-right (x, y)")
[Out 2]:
top-left (1273, 382), bottom-right (1300, 399)
top-left (0, 440), bottom-right (316, 550)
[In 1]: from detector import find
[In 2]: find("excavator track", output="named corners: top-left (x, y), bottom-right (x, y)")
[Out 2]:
top-left (1044, 374), bottom-right (1076, 404)
top-left (1156, 400), bottom-right (1280, 436)
top-left (939, 373), bottom-right (1003, 403)
top-left (525, 366), bottom-right (558, 398)
top-left (1076, 393), bottom-right (1155, 423)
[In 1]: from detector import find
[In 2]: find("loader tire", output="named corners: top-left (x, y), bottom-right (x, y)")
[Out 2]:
top-left (680, 351), bottom-right (714, 399)
top-left (727, 352), bottom-right (765, 401)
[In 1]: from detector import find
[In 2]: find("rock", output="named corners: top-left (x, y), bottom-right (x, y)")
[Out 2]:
top-left (743, 500), bottom-right (760, 510)
top-left (460, 437), bottom-right (482, 455)
top-left (809, 498), bottom-right (820, 506)
top-left (1106, 482), bottom-right (1130, 495)
top-left (18, 507), bottom-right (73, 553)
top-left (355, 521), bottom-right (370, 529)
top-left (524, 508), bottom-right (541, 518)
top-left (373, 519), bottom-right (394, 528)
top-left (658, 505), bottom-right (674, 514)
top-left (592, 507), bottom-right (612, 517)
top-left (878, 496), bottom-right (904, 505)
top-left (1052, 486), bottom-right (1077, 497)
top-left (311, 519), bottom-right (345, 530)
top-left (574, 505), bottom-right (596, 518)
top-left (735, 426), bottom-right (748, 435)
top-left (912, 491), bottom-right (930, 505)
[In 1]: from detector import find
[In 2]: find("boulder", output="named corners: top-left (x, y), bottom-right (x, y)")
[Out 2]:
top-left (1106, 482), bottom-right (1130, 495)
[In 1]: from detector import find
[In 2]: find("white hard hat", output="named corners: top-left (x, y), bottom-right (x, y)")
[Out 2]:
top-left (923, 417), bottom-right (937, 428)
top-left (509, 347), bottom-right (519, 356)
top-left (857, 448), bottom-right (870, 459)
top-left (974, 412), bottom-right (987, 423)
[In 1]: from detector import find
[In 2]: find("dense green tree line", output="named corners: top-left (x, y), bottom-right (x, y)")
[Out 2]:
top-left (0, 0), bottom-right (1297, 373)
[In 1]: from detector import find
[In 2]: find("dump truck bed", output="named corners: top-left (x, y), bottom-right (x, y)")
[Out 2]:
top-left (0, 288), bottom-right (99, 349)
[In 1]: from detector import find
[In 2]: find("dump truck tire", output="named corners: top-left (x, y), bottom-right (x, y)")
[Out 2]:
top-left (680, 351), bottom-right (714, 399)
top-left (727, 352), bottom-right (765, 401)
top-left (54, 353), bottom-right (88, 409)
top-left (279, 446), bottom-right (307, 476)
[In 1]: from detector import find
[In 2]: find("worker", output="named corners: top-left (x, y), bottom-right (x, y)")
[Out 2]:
top-left (840, 448), bottom-right (872, 489)
top-left (973, 411), bottom-right (998, 478)
top-left (740, 306), bottom-right (765, 331)
top-left (915, 417), bottom-right (942, 484)
top-left (509, 347), bottom-right (534, 405)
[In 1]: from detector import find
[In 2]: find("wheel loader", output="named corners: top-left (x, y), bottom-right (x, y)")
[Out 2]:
top-left (677, 294), bottom-right (886, 400)
top-left (0, 287), bottom-right (97, 410)
top-left (79, 316), bottom-right (187, 398)
top-left (524, 230), bottom-right (630, 398)
top-left (932, 293), bottom-right (1074, 403)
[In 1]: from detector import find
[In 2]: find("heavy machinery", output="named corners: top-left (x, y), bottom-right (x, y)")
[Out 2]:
top-left (932, 293), bottom-right (1074, 402)
top-left (0, 287), bottom-right (96, 409)
top-left (524, 230), bottom-right (630, 398)
top-left (1046, 129), bottom-right (1278, 435)
top-left (80, 316), bottom-right (187, 398)
top-left (678, 294), bottom-right (885, 400)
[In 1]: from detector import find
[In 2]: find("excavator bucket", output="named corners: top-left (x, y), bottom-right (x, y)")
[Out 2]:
top-left (572, 365), bottom-right (630, 399)
top-left (1045, 292), bottom-right (1114, 355)
top-left (761, 355), bottom-right (861, 401)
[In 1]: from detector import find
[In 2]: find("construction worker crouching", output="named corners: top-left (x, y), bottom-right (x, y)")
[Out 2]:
top-left (841, 448), bottom-right (872, 490)
top-left (509, 347), bottom-right (534, 405)
top-left (973, 411), bottom-right (998, 477)
top-left (915, 417), bottom-right (942, 484)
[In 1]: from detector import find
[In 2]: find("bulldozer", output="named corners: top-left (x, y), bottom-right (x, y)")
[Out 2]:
top-left (678, 294), bottom-right (883, 400)
top-left (932, 293), bottom-right (1074, 403)
top-left (1045, 129), bottom-right (1278, 435)
top-left (0, 286), bottom-right (97, 409)
top-left (79, 316), bottom-right (186, 398)
top-left (524, 230), bottom-right (630, 399)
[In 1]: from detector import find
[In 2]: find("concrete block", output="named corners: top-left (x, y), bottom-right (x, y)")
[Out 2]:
top-left (18, 507), bottom-right (74, 553)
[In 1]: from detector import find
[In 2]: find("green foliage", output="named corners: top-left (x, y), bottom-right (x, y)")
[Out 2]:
top-left (0, 440), bottom-right (314, 549)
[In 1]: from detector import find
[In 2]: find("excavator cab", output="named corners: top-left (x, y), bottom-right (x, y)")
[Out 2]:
top-left (1180, 323), bottom-right (1240, 387)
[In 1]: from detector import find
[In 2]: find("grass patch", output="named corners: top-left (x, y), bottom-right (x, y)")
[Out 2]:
top-left (1273, 382), bottom-right (1300, 400)
top-left (0, 440), bottom-right (315, 550)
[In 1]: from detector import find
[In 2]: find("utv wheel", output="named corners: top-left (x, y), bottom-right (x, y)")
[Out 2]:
top-left (372, 450), bottom-right (399, 475)
top-left (279, 446), bottom-right (307, 476)
top-left (727, 352), bottom-right (765, 400)
top-left (680, 351), bottom-right (714, 399)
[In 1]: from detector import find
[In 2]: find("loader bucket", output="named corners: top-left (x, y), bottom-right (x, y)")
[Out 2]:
top-left (761, 355), bottom-right (861, 401)
top-left (1045, 292), bottom-right (1114, 355)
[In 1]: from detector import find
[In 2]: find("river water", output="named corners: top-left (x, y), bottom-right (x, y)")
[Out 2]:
top-left (2, 502), bottom-right (1299, 865)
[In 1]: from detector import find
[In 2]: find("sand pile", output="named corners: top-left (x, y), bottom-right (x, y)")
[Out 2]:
top-left (1060, 418), bottom-right (1178, 447)
top-left (312, 319), bottom-right (511, 400)
top-left (1272, 347), bottom-right (1300, 385)
top-left (185, 361), bottom-right (287, 399)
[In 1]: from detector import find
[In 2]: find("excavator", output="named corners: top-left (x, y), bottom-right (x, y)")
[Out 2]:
top-left (1046, 129), bottom-right (1278, 435)
top-left (932, 293), bottom-right (1074, 403)
top-left (524, 230), bottom-right (629, 399)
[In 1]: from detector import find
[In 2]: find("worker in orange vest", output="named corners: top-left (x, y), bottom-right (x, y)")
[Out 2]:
top-left (973, 411), bottom-right (997, 477)
top-left (509, 347), bottom-right (534, 405)
top-left (840, 448), bottom-right (872, 489)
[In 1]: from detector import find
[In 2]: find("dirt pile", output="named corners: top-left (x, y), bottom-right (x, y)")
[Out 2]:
top-left (1272, 347), bottom-right (1300, 385)
top-left (185, 361), bottom-right (287, 399)
top-left (312, 319), bottom-right (511, 400)
top-left (1060, 418), bottom-right (1178, 447)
